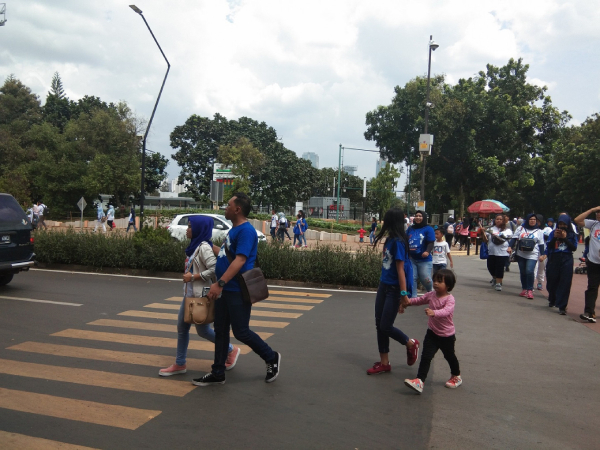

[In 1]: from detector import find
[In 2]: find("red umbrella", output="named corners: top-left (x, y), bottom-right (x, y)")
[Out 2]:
top-left (467, 200), bottom-right (503, 214)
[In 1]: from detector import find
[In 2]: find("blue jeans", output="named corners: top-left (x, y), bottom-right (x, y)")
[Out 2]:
top-left (270, 227), bottom-right (277, 239)
top-left (212, 290), bottom-right (276, 376)
top-left (517, 256), bottom-right (537, 290)
top-left (369, 231), bottom-right (375, 244)
top-left (375, 283), bottom-right (409, 353)
top-left (300, 233), bottom-right (307, 246)
top-left (293, 234), bottom-right (301, 246)
top-left (411, 258), bottom-right (433, 292)
top-left (432, 263), bottom-right (446, 274)
top-left (176, 298), bottom-right (232, 366)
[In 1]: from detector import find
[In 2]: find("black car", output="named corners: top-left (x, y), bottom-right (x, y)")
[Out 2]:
top-left (0, 193), bottom-right (35, 286)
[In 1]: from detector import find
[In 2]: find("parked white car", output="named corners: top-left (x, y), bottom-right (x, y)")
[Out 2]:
top-left (167, 213), bottom-right (267, 242)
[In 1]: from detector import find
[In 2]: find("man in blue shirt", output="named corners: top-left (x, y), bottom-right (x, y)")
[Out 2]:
top-left (193, 193), bottom-right (280, 386)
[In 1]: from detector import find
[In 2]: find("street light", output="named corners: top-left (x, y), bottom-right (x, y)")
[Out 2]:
top-left (129, 4), bottom-right (170, 229)
top-left (421, 35), bottom-right (439, 202)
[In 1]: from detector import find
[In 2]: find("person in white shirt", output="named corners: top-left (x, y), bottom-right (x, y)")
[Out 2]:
top-left (533, 214), bottom-right (547, 290)
top-left (106, 204), bottom-right (115, 231)
top-left (270, 210), bottom-right (278, 240)
top-left (432, 228), bottom-right (453, 274)
top-left (481, 214), bottom-right (513, 291)
top-left (508, 214), bottom-right (545, 300)
top-left (36, 201), bottom-right (48, 230)
top-left (574, 206), bottom-right (600, 323)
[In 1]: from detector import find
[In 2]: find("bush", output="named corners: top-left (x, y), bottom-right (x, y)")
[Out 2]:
top-left (34, 231), bottom-right (380, 287)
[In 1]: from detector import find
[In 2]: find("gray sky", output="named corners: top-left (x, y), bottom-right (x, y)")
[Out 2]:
top-left (2, 0), bottom-right (600, 190)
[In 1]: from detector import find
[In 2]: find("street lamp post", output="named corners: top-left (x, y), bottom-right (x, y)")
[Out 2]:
top-left (129, 5), bottom-right (170, 230)
top-left (421, 35), bottom-right (439, 202)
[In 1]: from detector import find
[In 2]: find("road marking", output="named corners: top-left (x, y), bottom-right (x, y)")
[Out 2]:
top-left (0, 430), bottom-right (99, 449)
top-left (165, 296), bottom-right (182, 301)
top-left (252, 302), bottom-right (313, 311)
top-left (32, 269), bottom-right (375, 293)
top-left (268, 289), bottom-right (331, 298)
top-left (0, 387), bottom-right (160, 430)
top-left (250, 310), bottom-right (302, 319)
top-left (0, 358), bottom-right (195, 397)
top-left (51, 329), bottom-right (252, 354)
top-left (87, 319), bottom-right (273, 339)
top-left (0, 295), bottom-right (82, 307)
top-left (144, 303), bottom-right (180, 310)
top-left (262, 296), bottom-right (323, 304)
top-left (7, 342), bottom-right (213, 372)
top-left (119, 310), bottom-right (178, 320)
top-left (117, 311), bottom-right (290, 328)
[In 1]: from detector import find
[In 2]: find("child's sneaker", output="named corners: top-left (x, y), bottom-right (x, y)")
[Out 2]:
top-left (404, 378), bottom-right (424, 394)
top-left (366, 361), bottom-right (391, 375)
top-left (519, 290), bottom-right (528, 297)
top-left (445, 375), bottom-right (462, 388)
top-left (158, 363), bottom-right (186, 377)
top-left (494, 283), bottom-right (502, 291)
top-left (526, 290), bottom-right (534, 299)
top-left (406, 339), bottom-right (419, 366)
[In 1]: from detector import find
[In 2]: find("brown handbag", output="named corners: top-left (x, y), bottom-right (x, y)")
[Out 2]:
top-left (225, 246), bottom-right (269, 304)
top-left (183, 292), bottom-right (214, 324)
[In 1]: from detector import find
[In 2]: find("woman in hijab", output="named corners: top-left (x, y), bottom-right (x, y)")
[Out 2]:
top-left (545, 215), bottom-right (578, 314)
top-left (159, 216), bottom-right (240, 377)
top-left (406, 210), bottom-right (436, 292)
top-left (509, 213), bottom-right (546, 300)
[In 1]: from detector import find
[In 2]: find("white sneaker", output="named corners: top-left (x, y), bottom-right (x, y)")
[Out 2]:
top-left (495, 283), bottom-right (502, 291)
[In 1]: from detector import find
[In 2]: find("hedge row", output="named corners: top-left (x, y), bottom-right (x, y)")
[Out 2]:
top-left (33, 229), bottom-right (381, 288)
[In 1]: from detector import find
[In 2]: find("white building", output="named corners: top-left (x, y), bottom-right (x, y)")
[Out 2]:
top-left (171, 179), bottom-right (190, 194)
top-left (376, 158), bottom-right (387, 177)
top-left (302, 152), bottom-right (319, 169)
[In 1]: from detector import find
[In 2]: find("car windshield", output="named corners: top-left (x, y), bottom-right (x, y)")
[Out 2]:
top-left (0, 195), bottom-right (27, 223)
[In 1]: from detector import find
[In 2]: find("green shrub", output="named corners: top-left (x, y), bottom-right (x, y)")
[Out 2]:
top-left (34, 231), bottom-right (380, 287)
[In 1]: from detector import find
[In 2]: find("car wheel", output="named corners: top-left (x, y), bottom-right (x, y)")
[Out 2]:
top-left (0, 273), bottom-right (14, 286)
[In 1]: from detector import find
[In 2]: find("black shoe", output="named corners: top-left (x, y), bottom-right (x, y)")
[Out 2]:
top-left (265, 352), bottom-right (281, 383)
top-left (559, 309), bottom-right (567, 315)
top-left (548, 302), bottom-right (555, 308)
top-left (505, 267), bottom-right (510, 272)
top-left (192, 373), bottom-right (225, 386)
top-left (580, 313), bottom-right (597, 323)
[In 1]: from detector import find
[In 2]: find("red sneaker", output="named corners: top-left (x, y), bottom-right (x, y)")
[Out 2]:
top-left (445, 375), bottom-right (462, 389)
top-left (158, 363), bottom-right (186, 377)
top-left (225, 346), bottom-right (241, 371)
top-left (404, 378), bottom-right (424, 394)
top-left (519, 290), bottom-right (528, 297)
top-left (526, 290), bottom-right (534, 299)
top-left (366, 361), bottom-right (391, 375)
top-left (407, 339), bottom-right (419, 366)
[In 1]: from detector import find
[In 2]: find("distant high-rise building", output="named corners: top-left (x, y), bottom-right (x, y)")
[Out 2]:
top-left (343, 165), bottom-right (358, 176)
top-left (302, 152), bottom-right (319, 169)
top-left (376, 158), bottom-right (387, 177)
top-left (171, 179), bottom-right (190, 194)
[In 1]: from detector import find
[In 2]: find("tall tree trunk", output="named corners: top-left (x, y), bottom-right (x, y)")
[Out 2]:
top-left (459, 184), bottom-right (465, 219)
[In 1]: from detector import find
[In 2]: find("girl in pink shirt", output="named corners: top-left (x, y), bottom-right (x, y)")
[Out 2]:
top-left (402, 269), bottom-right (462, 394)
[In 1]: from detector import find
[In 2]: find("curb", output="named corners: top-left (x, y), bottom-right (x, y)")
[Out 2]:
top-left (33, 263), bottom-right (378, 292)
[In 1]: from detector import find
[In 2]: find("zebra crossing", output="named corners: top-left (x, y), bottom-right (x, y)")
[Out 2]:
top-left (0, 288), bottom-right (330, 447)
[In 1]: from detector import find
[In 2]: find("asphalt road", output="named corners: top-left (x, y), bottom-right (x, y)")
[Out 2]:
top-left (0, 249), bottom-right (598, 449)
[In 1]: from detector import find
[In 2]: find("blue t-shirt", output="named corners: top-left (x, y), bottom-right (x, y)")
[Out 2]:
top-left (380, 238), bottom-right (414, 296)
top-left (407, 226), bottom-right (435, 261)
top-left (301, 218), bottom-right (308, 232)
top-left (215, 221), bottom-right (258, 292)
top-left (371, 222), bottom-right (377, 233)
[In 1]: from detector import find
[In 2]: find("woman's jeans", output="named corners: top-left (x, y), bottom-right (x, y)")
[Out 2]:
top-left (293, 234), bottom-right (301, 246)
top-left (176, 298), bottom-right (232, 366)
top-left (300, 233), bottom-right (308, 246)
top-left (517, 256), bottom-right (537, 290)
top-left (546, 253), bottom-right (574, 310)
top-left (411, 258), bottom-right (433, 292)
top-left (375, 283), bottom-right (409, 353)
top-left (369, 231), bottom-right (375, 245)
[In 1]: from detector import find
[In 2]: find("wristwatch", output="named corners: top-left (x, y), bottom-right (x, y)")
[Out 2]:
top-left (218, 279), bottom-right (226, 288)
top-left (400, 290), bottom-right (409, 296)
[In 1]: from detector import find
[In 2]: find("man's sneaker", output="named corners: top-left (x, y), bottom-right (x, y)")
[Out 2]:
top-left (526, 290), bottom-right (534, 299)
top-left (192, 373), bottom-right (225, 386)
top-left (225, 346), bottom-right (241, 371)
top-left (407, 339), bottom-right (420, 366)
top-left (490, 278), bottom-right (495, 285)
top-left (559, 309), bottom-right (567, 315)
top-left (366, 361), bottom-right (391, 375)
top-left (519, 290), bottom-right (528, 297)
top-left (265, 352), bottom-right (281, 383)
top-left (158, 363), bottom-right (186, 377)
top-left (580, 313), bottom-right (597, 323)
top-left (404, 378), bottom-right (424, 394)
top-left (537, 283), bottom-right (543, 290)
top-left (495, 283), bottom-right (502, 291)
top-left (445, 375), bottom-right (462, 389)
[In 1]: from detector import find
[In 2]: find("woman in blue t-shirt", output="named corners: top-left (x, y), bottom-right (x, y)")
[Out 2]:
top-left (366, 208), bottom-right (419, 376)
top-left (406, 210), bottom-right (436, 292)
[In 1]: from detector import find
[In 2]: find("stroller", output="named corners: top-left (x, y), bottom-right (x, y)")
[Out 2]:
top-left (575, 236), bottom-right (589, 275)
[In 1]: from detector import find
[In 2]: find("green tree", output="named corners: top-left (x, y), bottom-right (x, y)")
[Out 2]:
top-left (217, 137), bottom-right (265, 194)
top-left (43, 72), bottom-right (71, 132)
top-left (368, 164), bottom-right (401, 219)
top-left (144, 152), bottom-right (169, 195)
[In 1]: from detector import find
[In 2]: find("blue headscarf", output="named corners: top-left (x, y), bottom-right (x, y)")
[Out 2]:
top-left (557, 215), bottom-right (575, 238)
top-left (185, 216), bottom-right (214, 257)
top-left (523, 213), bottom-right (540, 231)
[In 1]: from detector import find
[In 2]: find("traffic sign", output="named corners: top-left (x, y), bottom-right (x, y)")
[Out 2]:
top-left (77, 197), bottom-right (87, 211)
